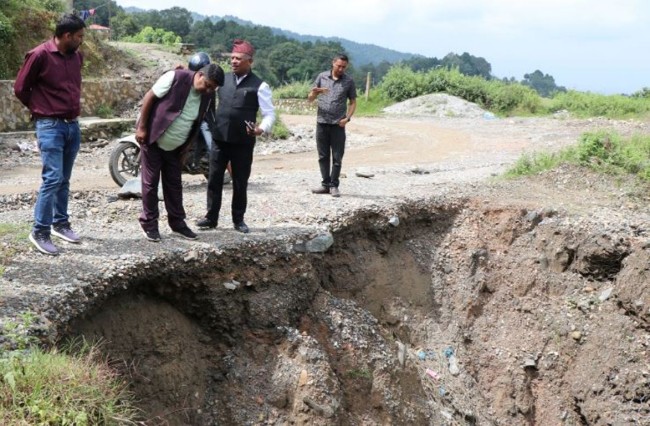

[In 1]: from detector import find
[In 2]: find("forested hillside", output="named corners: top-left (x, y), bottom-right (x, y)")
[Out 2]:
top-left (3, 1), bottom-right (569, 98)
top-left (100, 4), bottom-right (504, 89)
top-left (186, 11), bottom-right (415, 66)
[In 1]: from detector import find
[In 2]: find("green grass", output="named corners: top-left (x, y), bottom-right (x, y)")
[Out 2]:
top-left (355, 90), bottom-right (393, 116)
top-left (0, 340), bottom-right (140, 425)
top-left (96, 104), bottom-right (114, 119)
top-left (0, 223), bottom-right (31, 277)
top-left (273, 81), bottom-right (311, 100)
top-left (550, 91), bottom-right (650, 119)
top-left (505, 131), bottom-right (650, 181)
top-left (346, 368), bottom-right (372, 380)
top-left (271, 112), bottom-right (290, 139)
top-left (1, 295), bottom-right (141, 425)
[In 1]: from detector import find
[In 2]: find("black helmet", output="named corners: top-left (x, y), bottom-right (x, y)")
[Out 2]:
top-left (188, 51), bottom-right (210, 71)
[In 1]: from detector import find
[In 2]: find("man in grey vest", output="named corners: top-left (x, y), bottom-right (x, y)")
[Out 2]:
top-left (136, 63), bottom-right (224, 242)
top-left (198, 39), bottom-right (275, 234)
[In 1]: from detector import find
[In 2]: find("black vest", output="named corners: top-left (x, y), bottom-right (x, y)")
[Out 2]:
top-left (210, 72), bottom-right (262, 144)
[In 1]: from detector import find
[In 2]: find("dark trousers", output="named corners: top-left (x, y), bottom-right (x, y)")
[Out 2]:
top-left (206, 140), bottom-right (254, 224)
top-left (138, 142), bottom-right (187, 232)
top-left (316, 123), bottom-right (346, 188)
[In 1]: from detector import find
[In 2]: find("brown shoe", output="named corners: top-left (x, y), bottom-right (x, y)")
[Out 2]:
top-left (330, 187), bottom-right (341, 197)
top-left (311, 186), bottom-right (330, 194)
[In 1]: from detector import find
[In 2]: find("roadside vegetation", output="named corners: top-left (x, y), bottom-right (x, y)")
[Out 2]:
top-left (505, 131), bottom-right (650, 182)
top-left (375, 66), bottom-right (650, 119)
top-left (121, 26), bottom-right (181, 46)
top-left (1, 314), bottom-right (140, 424)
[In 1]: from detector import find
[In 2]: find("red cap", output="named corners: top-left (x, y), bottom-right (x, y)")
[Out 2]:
top-left (232, 39), bottom-right (255, 57)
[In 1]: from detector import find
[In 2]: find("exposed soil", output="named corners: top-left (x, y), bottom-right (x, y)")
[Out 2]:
top-left (0, 46), bottom-right (649, 425)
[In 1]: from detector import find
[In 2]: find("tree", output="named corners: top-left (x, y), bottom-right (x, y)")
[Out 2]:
top-left (267, 41), bottom-right (305, 83)
top-left (158, 7), bottom-right (192, 39)
top-left (187, 18), bottom-right (214, 48)
top-left (521, 70), bottom-right (566, 97)
top-left (441, 52), bottom-right (491, 79)
top-left (403, 56), bottom-right (442, 72)
top-left (110, 11), bottom-right (139, 39)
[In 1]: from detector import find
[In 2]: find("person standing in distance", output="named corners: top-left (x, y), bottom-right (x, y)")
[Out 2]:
top-left (136, 63), bottom-right (224, 242)
top-left (197, 39), bottom-right (275, 234)
top-left (308, 53), bottom-right (357, 198)
top-left (14, 14), bottom-right (86, 255)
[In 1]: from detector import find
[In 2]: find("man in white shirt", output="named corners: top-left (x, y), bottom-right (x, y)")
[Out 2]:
top-left (136, 63), bottom-right (224, 242)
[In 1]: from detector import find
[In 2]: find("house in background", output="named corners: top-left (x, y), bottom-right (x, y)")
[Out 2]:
top-left (89, 24), bottom-right (111, 39)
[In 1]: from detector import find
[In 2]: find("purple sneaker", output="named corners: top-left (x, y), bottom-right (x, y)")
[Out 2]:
top-left (52, 223), bottom-right (81, 243)
top-left (29, 231), bottom-right (59, 256)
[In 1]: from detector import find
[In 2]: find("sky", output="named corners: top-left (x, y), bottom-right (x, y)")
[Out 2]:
top-left (115, 0), bottom-right (650, 94)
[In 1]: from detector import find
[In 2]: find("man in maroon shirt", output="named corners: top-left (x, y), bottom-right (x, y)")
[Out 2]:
top-left (14, 14), bottom-right (86, 256)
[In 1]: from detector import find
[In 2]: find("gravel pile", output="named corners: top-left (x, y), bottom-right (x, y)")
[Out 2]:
top-left (383, 93), bottom-right (487, 118)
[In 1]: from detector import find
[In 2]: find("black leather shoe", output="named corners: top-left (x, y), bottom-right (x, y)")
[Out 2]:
top-left (196, 218), bottom-right (218, 229)
top-left (234, 221), bottom-right (250, 234)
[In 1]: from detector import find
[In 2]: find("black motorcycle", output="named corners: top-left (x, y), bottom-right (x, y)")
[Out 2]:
top-left (108, 133), bottom-right (216, 187)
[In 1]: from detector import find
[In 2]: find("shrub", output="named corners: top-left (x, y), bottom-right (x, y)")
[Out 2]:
top-left (271, 112), bottom-right (290, 139)
top-left (377, 66), bottom-right (542, 115)
top-left (122, 26), bottom-right (181, 46)
top-left (96, 104), bottom-right (114, 118)
top-left (0, 4), bottom-right (55, 79)
top-left (273, 81), bottom-right (312, 99)
top-left (506, 131), bottom-right (650, 182)
top-left (550, 91), bottom-right (650, 118)
top-left (378, 65), bottom-right (429, 102)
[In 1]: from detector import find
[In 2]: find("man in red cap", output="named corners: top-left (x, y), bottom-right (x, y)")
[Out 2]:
top-left (198, 39), bottom-right (275, 234)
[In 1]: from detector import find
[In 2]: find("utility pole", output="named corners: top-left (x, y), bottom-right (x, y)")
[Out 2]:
top-left (365, 72), bottom-right (371, 101)
top-left (108, 0), bottom-right (112, 39)
top-left (65, 0), bottom-right (74, 13)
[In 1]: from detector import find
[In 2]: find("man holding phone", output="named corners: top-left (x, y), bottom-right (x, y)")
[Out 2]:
top-left (308, 53), bottom-right (357, 197)
top-left (198, 39), bottom-right (275, 233)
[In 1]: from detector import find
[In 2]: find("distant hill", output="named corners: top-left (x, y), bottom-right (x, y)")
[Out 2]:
top-left (189, 12), bottom-right (415, 66)
top-left (123, 8), bottom-right (416, 66)
top-left (271, 30), bottom-right (415, 66)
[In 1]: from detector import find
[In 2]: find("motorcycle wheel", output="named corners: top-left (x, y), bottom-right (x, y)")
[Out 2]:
top-left (109, 142), bottom-right (141, 187)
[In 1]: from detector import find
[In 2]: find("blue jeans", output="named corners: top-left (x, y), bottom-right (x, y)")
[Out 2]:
top-left (33, 118), bottom-right (81, 234)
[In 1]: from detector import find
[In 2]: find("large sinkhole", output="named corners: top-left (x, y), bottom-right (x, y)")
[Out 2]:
top-left (64, 203), bottom-right (645, 426)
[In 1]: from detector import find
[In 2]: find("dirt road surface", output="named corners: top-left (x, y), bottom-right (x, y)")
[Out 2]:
top-left (0, 113), bottom-right (640, 196)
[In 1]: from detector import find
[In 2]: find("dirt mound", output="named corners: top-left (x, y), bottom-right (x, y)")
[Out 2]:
top-left (383, 93), bottom-right (488, 118)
